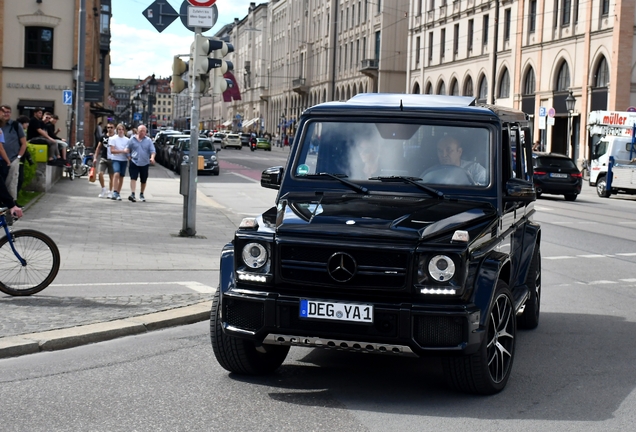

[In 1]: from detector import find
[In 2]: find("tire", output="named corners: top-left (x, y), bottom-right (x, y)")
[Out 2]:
top-left (210, 290), bottom-right (289, 375)
top-left (72, 158), bottom-right (84, 177)
top-left (596, 176), bottom-right (611, 198)
top-left (0, 229), bottom-right (61, 296)
top-left (564, 193), bottom-right (577, 201)
top-left (443, 280), bottom-right (516, 395)
top-left (518, 248), bottom-right (541, 330)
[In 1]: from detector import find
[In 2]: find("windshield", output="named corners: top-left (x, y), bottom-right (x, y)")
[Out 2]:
top-left (294, 121), bottom-right (491, 187)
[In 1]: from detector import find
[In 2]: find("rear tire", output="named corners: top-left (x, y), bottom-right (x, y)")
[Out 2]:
top-left (210, 290), bottom-right (289, 375)
top-left (518, 248), bottom-right (541, 330)
top-left (0, 229), bottom-right (61, 296)
top-left (443, 280), bottom-right (516, 394)
top-left (564, 193), bottom-right (577, 201)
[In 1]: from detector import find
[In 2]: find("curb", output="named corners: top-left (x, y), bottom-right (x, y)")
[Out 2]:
top-left (0, 300), bottom-right (212, 359)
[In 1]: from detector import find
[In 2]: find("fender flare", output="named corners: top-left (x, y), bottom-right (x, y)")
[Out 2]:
top-left (472, 251), bottom-right (510, 327)
top-left (219, 242), bottom-right (236, 294)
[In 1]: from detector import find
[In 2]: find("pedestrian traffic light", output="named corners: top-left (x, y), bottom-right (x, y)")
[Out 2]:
top-left (191, 35), bottom-right (234, 94)
top-left (171, 56), bottom-right (189, 94)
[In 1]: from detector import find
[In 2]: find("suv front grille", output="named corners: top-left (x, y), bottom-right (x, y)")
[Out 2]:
top-left (413, 315), bottom-right (465, 348)
top-left (279, 244), bottom-right (409, 290)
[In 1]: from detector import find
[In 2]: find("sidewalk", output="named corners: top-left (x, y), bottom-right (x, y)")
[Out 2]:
top-left (0, 164), bottom-right (241, 358)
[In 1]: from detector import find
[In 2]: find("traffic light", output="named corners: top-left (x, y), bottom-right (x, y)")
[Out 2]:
top-left (191, 35), bottom-right (234, 95)
top-left (171, 56), bottom-right (189, 94)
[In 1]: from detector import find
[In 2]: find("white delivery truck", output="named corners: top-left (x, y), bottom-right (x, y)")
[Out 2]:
top-left (587, 111), bottom-right (636, 197)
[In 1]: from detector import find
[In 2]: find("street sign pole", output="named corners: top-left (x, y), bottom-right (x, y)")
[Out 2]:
top-left (181, 26), bottom-right (201, 237)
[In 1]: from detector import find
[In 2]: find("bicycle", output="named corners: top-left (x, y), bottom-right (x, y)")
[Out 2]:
top-left (69, 141), bottom-right (94, 178)
top-left (0, 207), bottom-right (61, 296)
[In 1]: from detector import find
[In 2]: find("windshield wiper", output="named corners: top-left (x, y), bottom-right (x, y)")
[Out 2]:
top-left (368, 176), bottom-right (445, 199)
top-left (305, 173), bottom-right (368, 194)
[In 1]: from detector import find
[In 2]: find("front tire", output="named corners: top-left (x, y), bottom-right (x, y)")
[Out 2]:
top-left (443, 280), bottom-right (516, 394)
top-left (0, 229), bottom-right (61, 296)
top-left (210, 290), bottom-right (289, 375)
top-left (596, 176), bottom-right (611, 197)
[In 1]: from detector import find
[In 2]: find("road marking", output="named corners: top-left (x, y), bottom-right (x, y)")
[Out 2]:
top-left (589, 280), bottom-right (618, 284)
top-left (230, 172), bottom-right (260, 182)
top-left (577, 254), bottom-right (611, 258)
top-left (49, 281), bottom-right (216, 293)
top-left (545, 256), bottom-right (576, 260)
top-left (619, 278), bottom-right (636, 283)
top-left (616, 253), bottom-right (636, 256)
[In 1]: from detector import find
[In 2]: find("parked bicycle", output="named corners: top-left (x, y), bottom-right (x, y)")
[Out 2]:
top-left (67, 141), bottom-right (94, 180)
top-left (0, 207), bottom-right (60, 296)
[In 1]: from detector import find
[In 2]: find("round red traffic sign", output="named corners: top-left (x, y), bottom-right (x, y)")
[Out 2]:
top-left (187, 0), bottom-right (216, 6)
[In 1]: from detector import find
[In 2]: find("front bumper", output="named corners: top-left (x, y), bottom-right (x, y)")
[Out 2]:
top-left (220, 288), bottom-right (484, 356)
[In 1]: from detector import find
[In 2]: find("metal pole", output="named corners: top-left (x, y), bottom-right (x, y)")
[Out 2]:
top-left (75, 0), bottom-right (86, 145)
top-left (180, 28), bottom-right (201, 237)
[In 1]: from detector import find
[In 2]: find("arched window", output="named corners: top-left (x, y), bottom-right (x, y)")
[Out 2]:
top-left (478, 76), bottom-right (488, 102)
top-left (463, 76), bottom-right (474, 97)
top-left (594, 56), bottom-right (609, 87)
top-left (450, 79), bottom-right (459, 96)
top-left (523, 67), bottom-right (535, 95)
top-left (425, 82), bottom-right (433, 94)
top-left (556, 61), bottom-right (570, 91)
top-left (412, 82), bottom-right (421, 94)
top-left (437, 81), bottom-right (446, 95)
top-left (498, 68), bottom-right (510, 98)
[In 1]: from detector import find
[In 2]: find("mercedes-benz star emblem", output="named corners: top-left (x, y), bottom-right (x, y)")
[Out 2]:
top-left (327, 252), bottom-right (357, 282)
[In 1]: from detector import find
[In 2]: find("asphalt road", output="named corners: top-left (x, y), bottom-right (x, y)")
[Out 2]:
top-left (2, 159), bottom-right (636, 431)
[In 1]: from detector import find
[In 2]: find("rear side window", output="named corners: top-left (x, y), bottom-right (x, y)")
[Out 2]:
top-left (534, 157), bottom-right (576, 170)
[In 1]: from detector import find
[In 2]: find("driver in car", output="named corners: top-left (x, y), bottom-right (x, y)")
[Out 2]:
top-left (427, 135), bottom-right (487, 185)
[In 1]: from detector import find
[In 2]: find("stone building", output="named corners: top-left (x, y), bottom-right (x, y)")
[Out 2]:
top-left (0, 0), bottom-right (111, 147)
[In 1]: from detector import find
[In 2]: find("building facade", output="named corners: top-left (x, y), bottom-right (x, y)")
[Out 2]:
top-left (0, 0), bottom-right (111, 146)
top-left (407, 0), bottom-right (635, 164)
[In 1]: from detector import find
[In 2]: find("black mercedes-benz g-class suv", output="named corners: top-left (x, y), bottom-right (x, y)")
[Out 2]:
top-left (211, 94), bottom-right (541, 395)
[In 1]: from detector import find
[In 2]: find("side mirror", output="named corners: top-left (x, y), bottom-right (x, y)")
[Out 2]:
top-left (504, 177), bottom-right (536, 202)
top-left (261, 166), bottom-right (284, 190)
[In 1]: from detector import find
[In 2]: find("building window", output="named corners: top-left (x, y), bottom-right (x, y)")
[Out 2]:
top-left (529, 0), bottom-right (537, 33)
top-left (561, 0), bottom-right (571, 26)
top-left (417, 0), bottom-right (423, 15)
top-left (450, 79), bottom-right (459, 96)
top-left (483, 14), bottom-right (489, 45)
top-left (25, 27), bottom-right (54, 69)
top-left (504, 9), bottom-right (511, 40)
top-left (524, 68), bottom-right (535, 95)
top-left (375, 31), bottom-right (381, 60)
top-left (428, 0), bottom-right (435, 12)
top-left (464, 76), bottom-right (474, 97)
top-left (437, 81), bottom-right (446, 95)
top-left (594, 56), bottom-right (609, 87)
top-left (428, 31), bottom-right (434, 62)
top-left (415, 36), bottom-right (421, 65)
top-left (453, 24), bottom-right (459, 55)
top-left (601, 0), bottom-right (609, 16)
top-left (556, 61), bottom-right (570, 91)
top-left (467, 19), bottom-right (474, 52)
top-left (377, 0), bottom-right (381, 14)
top-left (574, 0), bottom-right (580, 23)
top-left (425, 82), bottom-right (433, 94)
top-left (498, 68), bottom-right (510, 98)
top-left (478, 76), bottom-right (488, 102)
top-left (440, 28), bottom-right (446, 60)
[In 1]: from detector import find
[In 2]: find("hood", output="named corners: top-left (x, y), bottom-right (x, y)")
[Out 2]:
top-left (274, 193), bottom-right (496, 242)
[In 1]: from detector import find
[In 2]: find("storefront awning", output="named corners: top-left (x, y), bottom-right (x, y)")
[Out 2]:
top-left (222, 120), bottom-right (232, 127)
top-left (18, 99), bottom-right (55, 112)
top-left (241, 117), bottom-right (260, 129)
top-left (90, 103), bottom-right (115, 117)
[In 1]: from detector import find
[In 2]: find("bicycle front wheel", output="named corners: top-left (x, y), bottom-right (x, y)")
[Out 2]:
top-left (0, 229), bottom-right (61, 296)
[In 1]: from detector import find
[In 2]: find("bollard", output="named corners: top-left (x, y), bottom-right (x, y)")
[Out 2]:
top-left (180, 162), bottom-right (190, 196)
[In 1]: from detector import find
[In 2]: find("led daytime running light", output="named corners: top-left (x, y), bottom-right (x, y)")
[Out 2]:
top-left (420, 288), bottom-right (457, 295)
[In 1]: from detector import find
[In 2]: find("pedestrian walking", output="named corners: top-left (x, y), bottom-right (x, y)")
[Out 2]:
top-left (125, 125), bottom-right (155, 202)
top-left (0, 105), bottom-right (26, 201)
top-left (94, 122), bottom-right (115, 198)
top-left (108, 123), bottom-right (129, 201)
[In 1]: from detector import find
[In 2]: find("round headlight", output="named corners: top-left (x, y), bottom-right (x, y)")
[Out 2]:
top-left (428, 255), bottom-right (455, 282)
top-left (242, 243), bottom-right (268, 269)
top-left (210, 155), bottom-right (217, 161)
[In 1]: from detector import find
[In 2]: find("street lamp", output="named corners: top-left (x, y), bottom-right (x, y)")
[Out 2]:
top-left (565, 90), bottom-right (576, 159)
top-left (279, 112), bottom-right (286, 147)
top-left (140, 86), bottom-right (148, 126)
top-left (147, 74), bottom-right (157, 129)
top-left (132, 94), bottom-right (142, 126)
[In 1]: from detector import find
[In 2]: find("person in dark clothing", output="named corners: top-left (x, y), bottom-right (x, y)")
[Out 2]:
top-left (26, 108), bottom-right (59, 165)
top-left (43, 112), bottom-right (68, 165)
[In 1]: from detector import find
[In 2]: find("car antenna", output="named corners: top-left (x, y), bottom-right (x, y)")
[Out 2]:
top-left (400, 99), bottom-right (403, 111)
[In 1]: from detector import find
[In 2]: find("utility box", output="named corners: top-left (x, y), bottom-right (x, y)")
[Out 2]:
top-left (28, 143), bottom-right (48, 163)
top-left (198, 155), bottom-right (204, 170)
top-left (180, 163), bottom-right (190, 196)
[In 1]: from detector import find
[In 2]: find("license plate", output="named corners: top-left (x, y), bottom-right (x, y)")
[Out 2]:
top-left (550, 173), bottom-right (568, 178)
top-left (299, 299), bottom-right (373, 323)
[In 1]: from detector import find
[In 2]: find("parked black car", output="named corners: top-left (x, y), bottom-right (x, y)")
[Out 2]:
top-left (532, 152), bottom-right (582, 201)
top-left (169, 137), bottom-right (219, 175)
top-left (240, 133), bottom-right (251, 147)
top-left (211, 93), bottom-right (541, 395)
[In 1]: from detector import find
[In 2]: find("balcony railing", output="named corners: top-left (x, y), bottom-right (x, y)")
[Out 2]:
top-left (359, 59), bottom-right (379, 78)
top-left (292, 78), bottom-right (308, 94)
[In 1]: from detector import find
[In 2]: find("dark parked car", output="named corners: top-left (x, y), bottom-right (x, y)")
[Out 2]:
top-left (211, 93), bottom-right (541, 395)
top-left (169, 137), bottom-right (219, 175)
top-left (153, 130), bottom-right (180, 164)
top-left (161, 134), bottom-right (189, 167)
top-left (240, 133), bottom-right (251, 147)
top-left (532, 152), bottom-right (582, 201)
